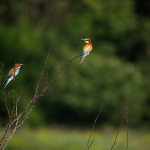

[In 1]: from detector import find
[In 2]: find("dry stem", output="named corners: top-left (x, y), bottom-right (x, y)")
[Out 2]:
top-left (111, 92), bottom-right (128, 150)
top-left (85, 108), bottom-right (101, 150)
top-left (0, 39), bottom-right (82, 150)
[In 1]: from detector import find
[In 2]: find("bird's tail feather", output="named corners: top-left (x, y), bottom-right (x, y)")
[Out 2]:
top-left (79, 57), bottom-right (85, 65)
top-left (2, 76), bottom-right (9, 89)
top-left (2, 76), bottom-right (9, 84)
top-left (79, 52), bottom-right (90, 65)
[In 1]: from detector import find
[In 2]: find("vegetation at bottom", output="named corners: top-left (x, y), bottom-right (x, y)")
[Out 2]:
top-left (0, 0), bottom-right (150, 127)
top-left (2, 126), bottom-right (150, 150)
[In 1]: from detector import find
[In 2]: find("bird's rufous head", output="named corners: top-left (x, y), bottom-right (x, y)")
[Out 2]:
top-left (81, 38), bottom-right (91, 44)
top-left (15, 63), bottom-right (24, 69)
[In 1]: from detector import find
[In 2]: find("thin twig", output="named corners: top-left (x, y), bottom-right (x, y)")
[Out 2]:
top-left (111, 114), bottom-right (125, 150)
top-left (2, 87), bottom-right (17, 122)
top-left (17, 87), bottom-right (28, 105)
top-left (5, 94), bottom-right (11, 121)
top-left (44, 67), bottom-right (49, 88)
top-left (111, 92), bottom-right (129, 150)
top-left (0, 63), bottom-right (4, 85)
top-left (11, 72), bottom-right (16, 122)
top-left (0, 124), bottom-right (10, 148)
top-left (87, 137), bottom-right (95, 150)
top-left (85, 108), bottom-right (101, 150)
top-left (124, 91), bottom-right (128, 150)
top-left (0, 125), bottom-right (8, 137)
top-left (35, 39), bottom-right (51, 96)
top-left (43, 54), bottom-right (82, 93)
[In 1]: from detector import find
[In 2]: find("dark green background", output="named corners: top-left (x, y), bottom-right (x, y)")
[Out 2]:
top-left (0, 0), bottom-right (150, 127)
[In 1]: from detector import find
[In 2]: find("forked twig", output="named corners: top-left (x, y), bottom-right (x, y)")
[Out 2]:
top-left (111, 114), bottom-right (125, 150)
top-left (87, 137), bottom-right (95, 150)
top-left (0, 39), bottom-right (83, 150)
top-left (85, 108), bottom-right (101, 150)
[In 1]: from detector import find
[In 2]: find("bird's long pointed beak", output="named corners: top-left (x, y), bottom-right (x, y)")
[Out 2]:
top-left (20, 64), bottom-right (24, 66)
top-left (81, 39), bottom-right (85, 40)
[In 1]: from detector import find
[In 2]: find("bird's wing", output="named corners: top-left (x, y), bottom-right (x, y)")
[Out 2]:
top-left (2, 68), bottom-right (15, 84)
top-left (8, 68), bottom-right (16, 77)
top-left (83, 44), bottom-right (92, 53)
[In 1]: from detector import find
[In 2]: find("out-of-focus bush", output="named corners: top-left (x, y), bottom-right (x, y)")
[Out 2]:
top-left (0, 0), bottom-right (150, 126)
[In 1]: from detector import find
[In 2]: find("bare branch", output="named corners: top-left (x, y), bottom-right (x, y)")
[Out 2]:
top-left (0, 63), bottom-right (4, 85)
top-left (111, 92), bottom-right (129, 150)
top-left (0, 125), bottom-right (8, 137)
top-left (111, 114), bottom-right (125, 150)
top-left (35, 39), bottom-right (51, 96)
top-left (17, 87), bottom-right (28, 105)
top-left (87, 138), bottom-right (95, 150)
top-left (41, 53), bottom-right (82, 94)
top-left (85, 108), bottom-right (101, 150)
top-left (0, 39), bottom-right (82, 149)
top-left (124, 91), bottom-right (128, 150)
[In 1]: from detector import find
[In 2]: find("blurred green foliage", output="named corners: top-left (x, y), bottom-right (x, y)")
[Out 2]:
top-left (5, 127), bottom-right (150, 150)
top-left (0, 0), bottom-right (150, 127)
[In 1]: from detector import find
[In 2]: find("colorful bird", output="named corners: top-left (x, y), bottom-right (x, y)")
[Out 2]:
top-left (79, 38), bottom-right (93, 65)
top-left (2, 63), bottom-right (24, 89)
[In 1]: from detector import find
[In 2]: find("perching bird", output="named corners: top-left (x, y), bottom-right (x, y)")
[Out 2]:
top-left (2, 63), bottom-right (24, 89)
top-left (79, 38), bottom-right (93, 65)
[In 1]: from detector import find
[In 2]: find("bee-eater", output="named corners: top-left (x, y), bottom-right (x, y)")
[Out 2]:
top-left (79, 38), bottom-right (93, 65)
top-left (2, 63), bottom-right (24, 89)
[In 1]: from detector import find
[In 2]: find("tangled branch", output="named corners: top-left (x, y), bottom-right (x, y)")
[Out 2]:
top-left (0, 39), bottom-right (82, 150)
